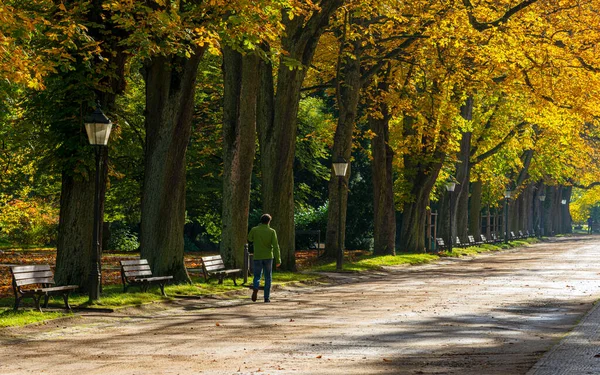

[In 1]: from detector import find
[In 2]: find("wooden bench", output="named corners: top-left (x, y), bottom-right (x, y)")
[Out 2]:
top-left (467, 235), bottom-right (483, 246)
top-left (10, 265), bottom-right (79, 312)
top-left (120, 259), bottom-right (173, 296)
top-left (491, 233), bottom-right (503, 243)
top-left (200, 255), bottom-right (242, 286)
top-left (455, 236), bottom-right (467, 248)
top-left (435, 238), bottom-right (447, 251)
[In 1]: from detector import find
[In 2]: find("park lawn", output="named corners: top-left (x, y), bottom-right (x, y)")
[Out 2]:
top-left (312, 252), bottom-right (439, 272)
top-left (0, 239), bottom-right (538, 327)
top-left (0, 271), bottom-right (320, 327)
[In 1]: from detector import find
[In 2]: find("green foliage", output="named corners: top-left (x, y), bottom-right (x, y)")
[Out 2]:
top-left (294, 97), bottom-right (335, 209)
top-left (0, 197), bottom-right (58, 246)
top-left (107, 224), bottom-right (139, 252)
top-left (295, 204), bottom-right (328, 231)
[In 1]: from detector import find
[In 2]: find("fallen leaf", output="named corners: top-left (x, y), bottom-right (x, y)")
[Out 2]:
top-left (215, 322), bottom-right (220, 326)
top-left (289, 319), bottom-right (295, 322)
top-left (316, 355), bottom-right (322, 359)
top-left (383, 358), bottom-right (391, 362)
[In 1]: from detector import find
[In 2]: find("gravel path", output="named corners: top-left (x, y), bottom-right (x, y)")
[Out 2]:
top-left (1, 236), bottom-right (600, 375)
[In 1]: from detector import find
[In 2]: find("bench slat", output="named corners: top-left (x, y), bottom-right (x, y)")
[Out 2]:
top-left (204, 265), bottom-right (226, 271)
top-left (11, 265), bottom-right (52, 273)
top-left (12, 270), bottom-right (54, 280)
top-left (201, 255), bottom-right (223, 261)
top-left (40, 285), bottom-right (79, 292)
top-left (122, 264), bottom-right (151, 272)
top-left (120, 259), bottom-right (149, 266)
top-left (125, 270), bottom-right (153, 277)
top-left (135, 276), bottom-right (173, 282)
top-left (208, 269), bottom-right (241, 275)
top-left (16, 277), bottom-right (55, 287)
top-left (203, 259), bottom-right (225, 267)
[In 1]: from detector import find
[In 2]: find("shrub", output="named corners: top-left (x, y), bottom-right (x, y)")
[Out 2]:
top-left (107, 224), bottom-right (139, 252)
top-left (0, 198), bottom-right (58, 246)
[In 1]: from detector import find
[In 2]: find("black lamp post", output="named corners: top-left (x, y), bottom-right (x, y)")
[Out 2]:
top-left (504, 189), bottom-right (512, 244)
top-left (332, 156), bottom-right (349, 271)
top-left (445, 181), bottom-right (456, 253)
top-left (538, 193), bottom-right (546, 238)
top-left (85, 104), bottom-right (112, 302)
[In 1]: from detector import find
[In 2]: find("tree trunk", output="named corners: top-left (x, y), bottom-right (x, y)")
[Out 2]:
top-left (454, 97), bottom-right (473, 239)
top-left (220, 49), bottom-right (260, 268)
top-left (454, 131), bottom-right (472, 239)
top-left (399, 163), bottom-right (443, 252)
top-left (370, 106), bottom-right (396, 255)
top-left (469, 180), bottom-right (483, 238)
top-left (55, 171), bottom-right (95, 287)
top-left (140, 48), bottom-right (205, 282)
top-left (324, 40), bottom-right (362, 259)
top-left (563, 186), bottom-right (572, 233)
top-left (258, 2), bottom-right (343, 270)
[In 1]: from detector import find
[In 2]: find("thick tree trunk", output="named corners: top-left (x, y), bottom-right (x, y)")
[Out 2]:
top-left (563, 186), bottom-right (572, 233)
top-left (220, 49), bottom-right (260, 268)
top-left (55, 171), bottom-right (95, 287)
top-left (258, 2), bottom-right (343, 270)
top-left (469, 180), bottom-right (483, 238)
top-left (454, 97), bottom-right (473, 239)
top-left (324, 43), bottom-right (362, 259)
top-left (399, 162), bottom-right (443, 252)
top-left (370, 107), bottom-right (396, 255)
top-left (454, 131), bottom-right (472, 239)
top-left (140, 48), bottom-right (204, 282)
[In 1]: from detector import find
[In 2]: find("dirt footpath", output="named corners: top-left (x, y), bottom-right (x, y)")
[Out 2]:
top-left (2, 236), bottom-right (600, 375)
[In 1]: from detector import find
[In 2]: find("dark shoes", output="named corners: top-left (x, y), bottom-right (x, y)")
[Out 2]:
top-left (251, 288), bottom-right (258, 302)
top-left (264, 299), bottom-right (270, 303)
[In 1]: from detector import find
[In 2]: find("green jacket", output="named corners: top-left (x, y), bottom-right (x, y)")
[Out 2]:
top-left (248, 224), bottom-right (281, 263)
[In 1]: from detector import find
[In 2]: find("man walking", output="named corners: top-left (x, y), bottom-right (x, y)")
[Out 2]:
top-left (248, 214), bottom-right (281, 302)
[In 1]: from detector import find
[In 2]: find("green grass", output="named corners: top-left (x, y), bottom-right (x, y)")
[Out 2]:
top-left (0, 237), bottom-right (540, 327)
top-left (0, 309), bottom-right (71, 327)
top-left (312, 253), bottom-right (438, 272)
top-left (0, 271), bottom-right (321, 327)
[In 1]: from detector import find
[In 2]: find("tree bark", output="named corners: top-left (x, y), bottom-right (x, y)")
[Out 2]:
top-left (469, 180), bottom-right (483, 238)
top-left (220, 49), bottom-right (260, 268)
top-left (454, 97), bottom-right (473, 239)
top-left (370, 105), bottom-right (396, 255)
top-left (54, 1), bottom-right (127, 291)
top-left (55, 171), bottom-right (95, 287)
top-left (563, 186), bottom-right (572, 233)
top-left (399, 161), bottom-right (444, 252)
top-left (258, 1), bottom-right (343, 270)
top-left (454, 132), bottom-right (472, 239)
top-left (140, 47), bottom-right (205, 282)
top-left (323, 39), bottom-right (362, 259)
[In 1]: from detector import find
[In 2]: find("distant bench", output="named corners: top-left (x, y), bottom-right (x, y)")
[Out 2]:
top-left (120, 259), bottom-right (173, 296)
top-left (200, 255), bottom-right (241, 286)
top-left (10, 265), bottom-right (79, 312)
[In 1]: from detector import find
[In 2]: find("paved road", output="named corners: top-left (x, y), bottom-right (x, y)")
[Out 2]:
top-left (1, 236), bottom-right (600, 374)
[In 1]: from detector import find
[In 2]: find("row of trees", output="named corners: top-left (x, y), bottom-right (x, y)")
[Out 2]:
top-left (2, 0), bottom-right (600, 291)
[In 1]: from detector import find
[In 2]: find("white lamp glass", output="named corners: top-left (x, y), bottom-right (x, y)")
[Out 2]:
top-left (332, 157), bottom-right (349, 177)
top-left (445, 182), bottom-right (456, 192)
top-left (504, 189), bottom-right (512, 199)
top-left (539, 194), bottom-right (546, 202)
top-left (85, 106), bottom-right (112, 146)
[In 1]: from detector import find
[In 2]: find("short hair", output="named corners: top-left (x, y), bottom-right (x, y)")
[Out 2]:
top-left (260, 214), bottom-right (272, 224)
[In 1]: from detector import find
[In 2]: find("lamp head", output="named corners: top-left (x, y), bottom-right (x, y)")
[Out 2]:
top-left (332, 156), bottom-right (349, 177)
top-left (84, 104), bottom-right (112, 146)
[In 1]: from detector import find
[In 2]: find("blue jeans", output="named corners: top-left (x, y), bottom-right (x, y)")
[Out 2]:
top-left (253, 259), bottom-right (273, 301)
